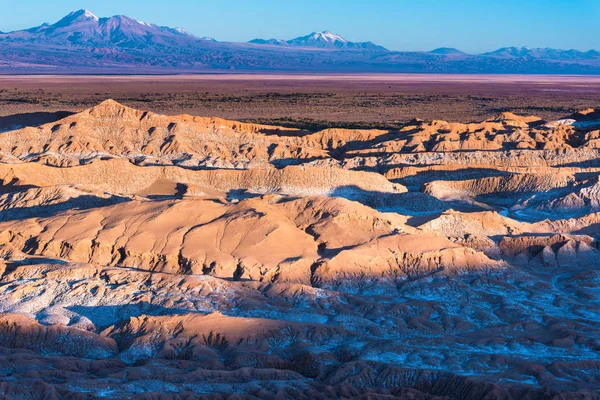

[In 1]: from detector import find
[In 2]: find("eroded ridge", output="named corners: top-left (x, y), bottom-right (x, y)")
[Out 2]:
top-left (1, 101), bottom-right (600, 399)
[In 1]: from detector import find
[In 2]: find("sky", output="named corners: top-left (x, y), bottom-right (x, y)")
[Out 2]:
top-left (0, 0), bottom-right (599, 53)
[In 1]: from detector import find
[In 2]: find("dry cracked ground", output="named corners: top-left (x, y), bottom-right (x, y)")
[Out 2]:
top-left (0, 100), bottom-right (600, 399)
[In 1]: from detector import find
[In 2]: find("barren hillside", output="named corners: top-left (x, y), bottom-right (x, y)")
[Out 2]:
top-left (1, 101), bottom-right (600, 398)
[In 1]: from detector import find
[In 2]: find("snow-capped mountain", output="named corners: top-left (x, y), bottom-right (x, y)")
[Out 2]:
top-left (55, 9), bottom-right (99, 25)
top-left (250, 30), bottom-right (388, 51)
top-left (1, 10), bottom-right (600, 74)
top-left (0, 9), bottom-right (199, 48)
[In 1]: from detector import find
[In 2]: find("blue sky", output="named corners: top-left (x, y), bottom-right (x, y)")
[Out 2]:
top-left (1, 0), bottom-right (598, 53)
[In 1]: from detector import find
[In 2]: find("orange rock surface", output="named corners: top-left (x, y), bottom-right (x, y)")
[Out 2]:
top-left (1, 101), bottom-right (600, 399)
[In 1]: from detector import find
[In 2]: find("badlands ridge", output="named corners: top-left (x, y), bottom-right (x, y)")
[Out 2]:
top-left (1, 100), bottom-right (600, 398)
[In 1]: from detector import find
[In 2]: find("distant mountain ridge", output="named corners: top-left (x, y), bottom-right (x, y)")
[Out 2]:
top-left (250, 31), bottom-right (388, 51)
top-left (428, 48), bottom-right (467, 56)
top-left (2, 9), bottom-right (197, 48)
top-left (1, 10), bottom-right (600, 74)
top-left (482, 46), bottom-right (600, 60)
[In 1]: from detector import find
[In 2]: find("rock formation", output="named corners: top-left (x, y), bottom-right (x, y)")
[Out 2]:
top-left (1, 101), bottom-right (600, 398)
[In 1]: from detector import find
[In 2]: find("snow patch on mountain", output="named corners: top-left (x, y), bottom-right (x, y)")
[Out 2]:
top-left (310, 31), bottom-right (347, 43)
top-left (82, 10), bottom-right (99, 20)
top-left (250, 30), bottom-right (387, 51)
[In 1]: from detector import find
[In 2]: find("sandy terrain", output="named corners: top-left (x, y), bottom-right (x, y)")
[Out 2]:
top-left (1, 95), bottom-right (600, 398)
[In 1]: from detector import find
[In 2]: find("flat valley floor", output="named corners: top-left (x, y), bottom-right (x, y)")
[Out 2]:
top-left (2, 74), bottom-right (600, 128)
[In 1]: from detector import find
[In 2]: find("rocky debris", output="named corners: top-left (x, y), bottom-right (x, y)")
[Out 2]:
top-left (0, 259), bottom-right (599, 398)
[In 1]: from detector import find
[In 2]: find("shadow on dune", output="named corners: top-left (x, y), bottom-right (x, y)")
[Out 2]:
top-left (0, 111), bottom-right (75, 132)
top-left (144, 182), bottom-right (188, 200)
top-left (269, 155), bottom-right (329, 169)
top-left (0, 182), bottom-right (38, 195)
top-left (472, 181), bottom-right (588, 211)
top-left (574, 224), bottom-right (600, 238)
top-left (330, 185), bottom-right (448, 215)
top-left (67, 303), bottom-right (194, 331)
top-left (0, 192), bottom-right (131, 222)
top-left (558, 159), bottom-right (600, 168)
top-left (2, 258), bottom-right (68, 277)
top-left (331, 130), bottom-right (400, 155)
top-left (6, 258), bottom-right (67, 267)
top-left (226, 189), bottom-right (263, 202)
top-left (256, 127), bottom-right (312, 137)
top-left (392, 167), bottom-right (514, 187)
top-left (132, 159), bottom-right (235, 171)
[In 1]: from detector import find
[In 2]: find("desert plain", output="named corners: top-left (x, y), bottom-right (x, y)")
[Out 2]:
top-left (2, 74), bottom-right (600, 124)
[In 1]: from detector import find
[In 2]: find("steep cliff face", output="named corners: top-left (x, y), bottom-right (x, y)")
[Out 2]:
top-left (1, 101), bottom-right (600, 398)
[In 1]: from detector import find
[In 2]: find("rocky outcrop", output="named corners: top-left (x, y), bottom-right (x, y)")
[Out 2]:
top-left (2, 100), bottom-right (600, 171)
top-left (0, 313), bottom-right (118, 358)
top-left (1, 101), bottom-right (600, 398)
top-left (0, 196), bottom-right (502, 285)
top-left (0, 158), bottom-right (405, 197)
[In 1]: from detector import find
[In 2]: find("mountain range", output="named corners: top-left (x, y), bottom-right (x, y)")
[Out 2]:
top-left (1, 9), bottom-right (600, 74)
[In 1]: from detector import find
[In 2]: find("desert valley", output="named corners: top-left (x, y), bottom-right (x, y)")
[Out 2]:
top-left (1, 5), bottom-right (600, 399)
top-left (0, 92), bottom-right (599, 398)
